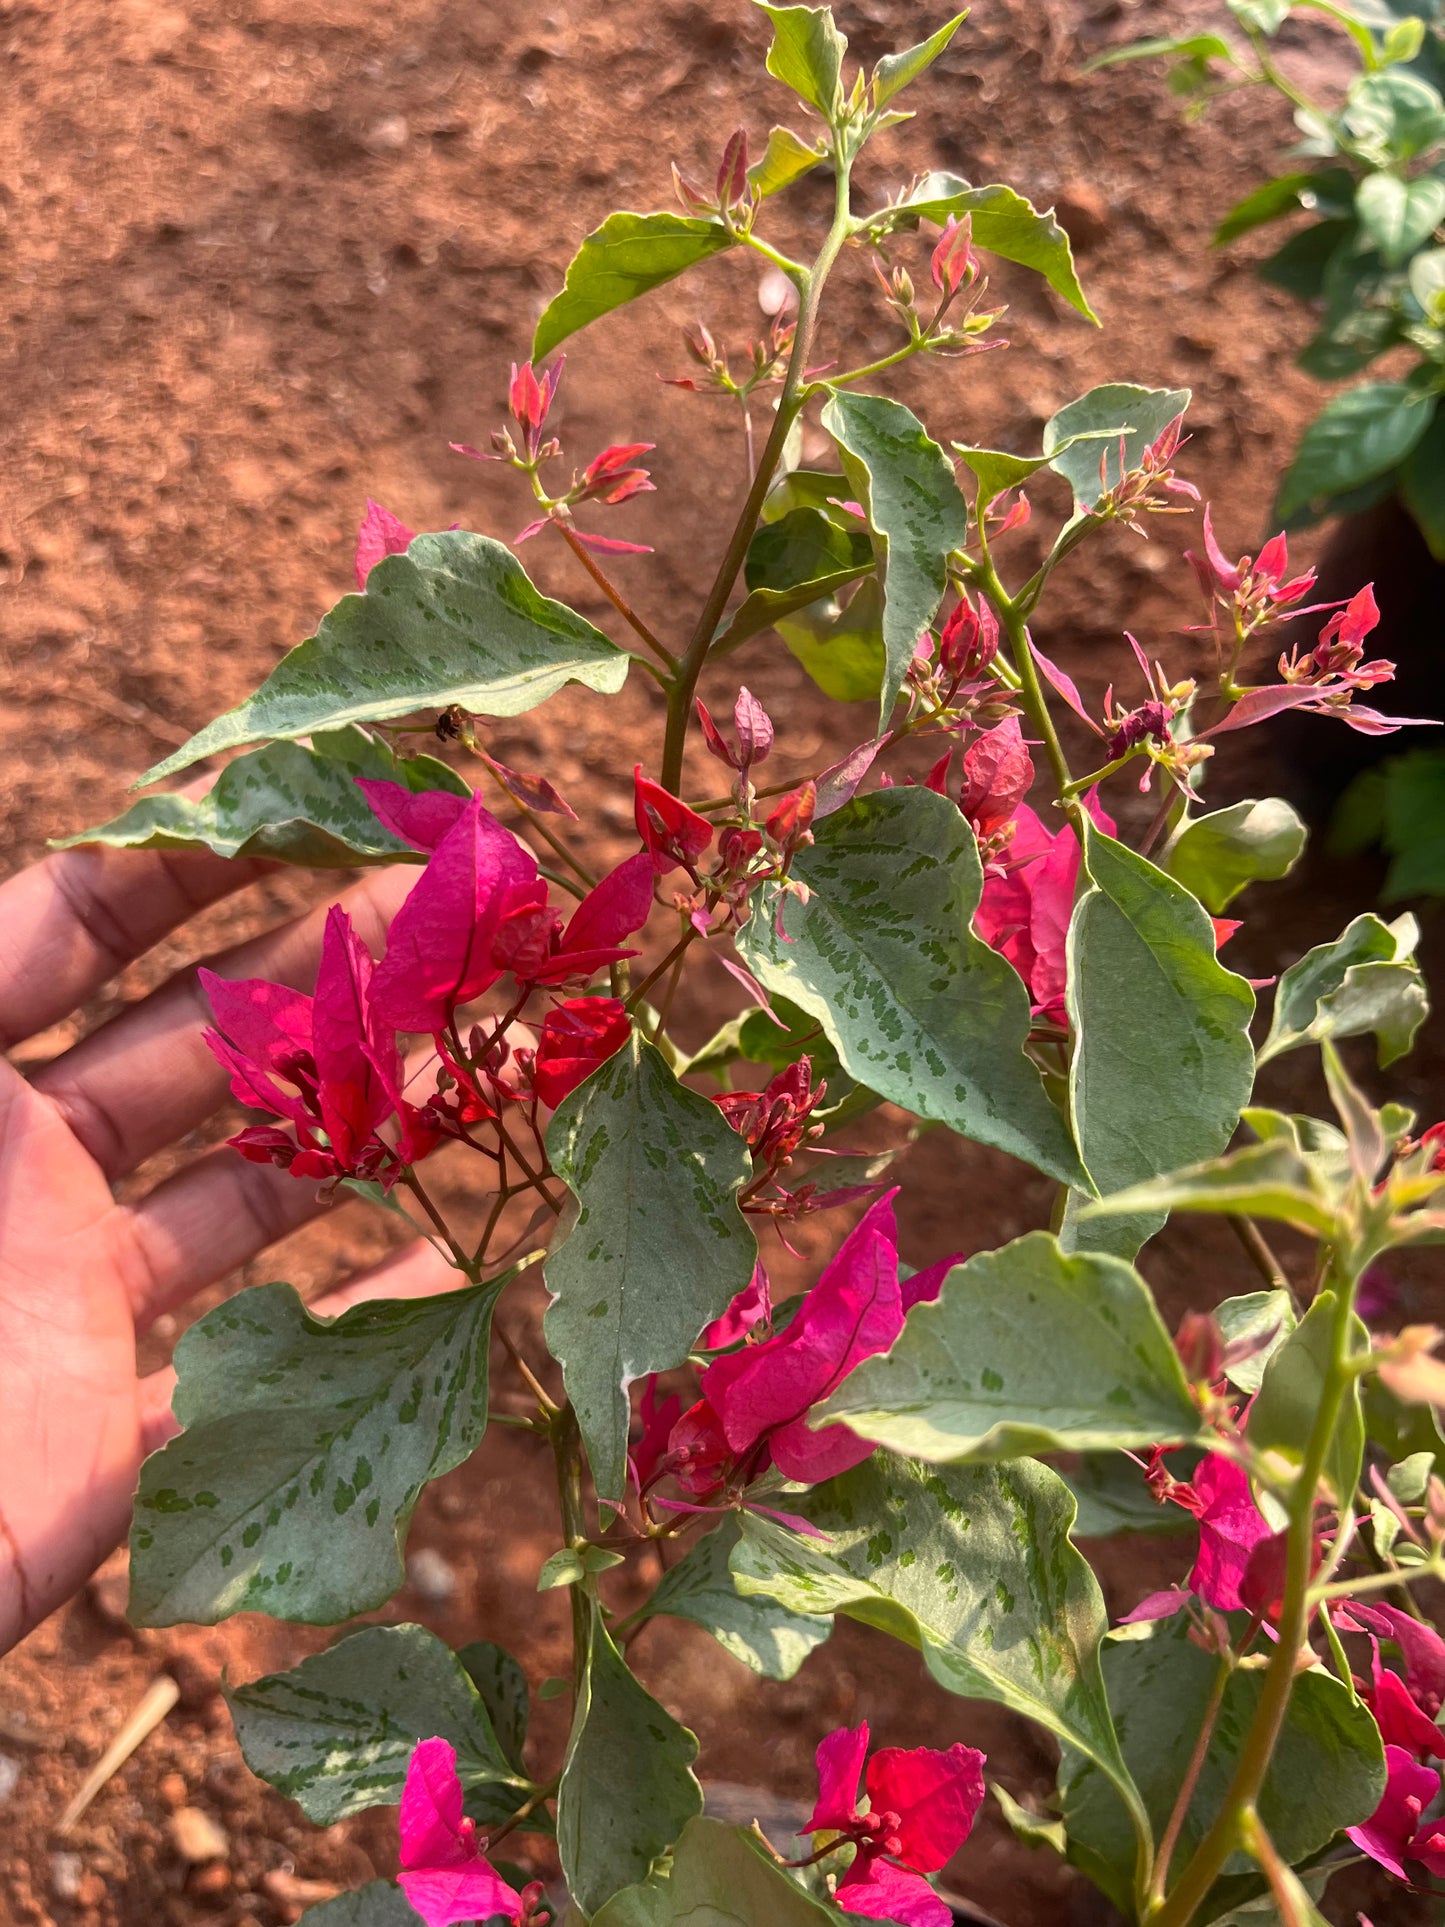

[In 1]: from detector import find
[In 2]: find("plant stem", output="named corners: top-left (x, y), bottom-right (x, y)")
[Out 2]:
top-left (660, 157), bottom-right (856, 793)
top-left (1229, 1214), bottom-right (1291, 1294)
top-left (486, 1774), bottom-right (562, 1854)
top-left (551, 1403), bottom-right (592, 1696)
top-left (555, 523), bottom-right (677, 670)
top-left (1149, 1654), bottom-right (1232, 1905)
top-left (1147, 1269), bottom-right (1359, 1927)
top-left (403, 1173), bottom-right (479, 1280)
top-left (975, 557), bottom-right (1077, 813)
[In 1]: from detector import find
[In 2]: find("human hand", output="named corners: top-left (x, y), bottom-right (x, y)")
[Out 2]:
top-left (0, 844), bottom-right (455, 1655)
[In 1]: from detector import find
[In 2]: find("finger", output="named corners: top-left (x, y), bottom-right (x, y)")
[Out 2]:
top-left (137, 1239), bottom-right (462, 1454)
top-left (115, 1147), bottom-right (340, 1333)
top-left (0, 844), bottom-right (272, 1052)
top-left (31, 862), bottom-right (418, 1183)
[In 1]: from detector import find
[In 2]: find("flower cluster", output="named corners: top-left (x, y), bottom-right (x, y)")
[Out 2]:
top-left (632, 1195), bottom-right (961, 1509)
top-left (452, 358), bottom-right (656, 556)
top-left (203, 785), bottom-right (654, 1189)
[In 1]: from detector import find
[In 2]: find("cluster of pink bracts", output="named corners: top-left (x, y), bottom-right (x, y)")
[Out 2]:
top-left (202, 782), bottom-right (655, 1189)
top-left (396, 1722), bottom-right (986, 1927)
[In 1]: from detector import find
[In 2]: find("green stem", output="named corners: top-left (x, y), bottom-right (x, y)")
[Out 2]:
top-left (974, 555), bottom-right (1078, 815)
top-left (551, 1403), bottom-right (592, 1697)
top-left (659, 155), bottom-right (856, 792)
top-left (1150, 1653), bottom-right (1233, 1906)
top-left (1147, 1269), bottom-right (1359, 1927)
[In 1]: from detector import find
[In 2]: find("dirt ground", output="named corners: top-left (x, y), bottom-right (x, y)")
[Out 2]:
top-left (2, 0), bottom-right (1443, 1922)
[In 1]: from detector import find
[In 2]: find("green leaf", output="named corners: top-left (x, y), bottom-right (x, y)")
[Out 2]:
top-left (1058, 1617), bottom-right (1384, 1918)
top-left (993, 1783), bottom-right (1068, 1855)
top-left (1357, 169), bottom-right (1445, 263)
top-left (716, 571), bottom-right (874, 651)
top-left (814, 1230), bottom-right (1199, 1461)
top-left (58, 729), bottom-right (467, 868)
top-left (1228, 0), bottom-right (1291, 30)
top-left (950, 430), bottom-right (1117, 509)
top-left (1216, 1289), bottom-right (1298, 1395)
top-left (544, 1034), bottom-right (756, 1504)
top-left (533, 212), bottom-right (734, 362)
top-left (1383, 15), bottom-right (1430, 64)
top-left (1377, 748), bottom-right (1445, 895)
top-left (1088, 32), bottom-right (1237, 72)
top-left (1078, 1139), bottom-right (1339, 1237)
top-left (1410, 242), bottom-right (1445, 315)
top-left (820, 390), bottom-right (968, 727)
top-left (296, 1885), bottom-right (418, 1927)
top-left (456, 1640), bottom-right (530, 1773)
top-left (731, 1454), bottom-right (1140, 1815)
top-left (1066, 822), bottom-right (1256, 1257)
top-left (557, 1613), bottom-right (703, 1917)
top-left (869, 173), bottom-right (1096, 319)
top-left (754, 2), bottom-right (848, 117)
top-left (1258, 219), bottom-right (1355, 301)
top-left (1062, 1450), bottom-right (1202, 1538)
top-left (746, 125), bottom-right (827, 197)
top-left (138, 532), bottom-right (629, 788)
top-left (1344, 68), bottom-right (1445, 162)
top-left (745, 504), bottom-right (874, 589)
top-left (1164, 797), bottom-right (1308, 913)
top-left (1402, 406), bottom-right (1445, 558)
top-left (737, 993), bottom-right (846, 1086)
top-left (777, 576), bottom-right (887, 702)
top-left (1214, 172), bottom-right (1318, 244)
top-left (130, 1279), bottom-right (501, 1628)
top-left (1277, 383), bottom-right (1435, 519)
top-left (593, 1817), bottom-right (852, 1927)
top-left (638, 1516), bottom-right (831, 1679)
top-left (1260, 910), bottom-right (1427, 1065)
top-left (872, 13), bottom-right (967, 106)
top-left (1248, 1291), bottom-right (1367, 1502)
top-left (1043, 384), bottom-right (1193, 511)
top-left (737, 787), bottom-right (1088, 1186)
top-left (227, 1624), bottom-right (526, 1825)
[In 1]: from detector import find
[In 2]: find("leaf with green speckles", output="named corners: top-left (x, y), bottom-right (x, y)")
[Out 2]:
top-left (1259, 911), bottom-right (1427, 1068)
top-left (1064, 820), bottom-right (1255, 1259)
top-left (557, 1611), bottom-right (703, 1916)
top-left (544, 1034), bottom-right (756, 1504)
top-left (820, 390), bottom-right (969, 728)
top-left (456, 1639), bottom-right (531, 1773)
top-left (634, 1516), bottom-right (831, 1680)
top-left (57, 727), bottom-right (468, 868)
top-left (136, 531), bottom-right (630, 787)
top-left (295, 1884), bottom-right (418, 1927)
top-left (736, 787), bottom-right (1087, 1187)
top-left (129, 1274), bottom-right (505, 1627)
top-left (730, 1454), bottom-right (1140, 1823)
top-left (814, 1230), bottom-right (1200, 1462)
top-left (228, 1624), bottom-right (529, 1825)
top-left (1058, 1617), bottom-right (1384, 1918)
top-left (591, 1815), bottom-right (864, 1926)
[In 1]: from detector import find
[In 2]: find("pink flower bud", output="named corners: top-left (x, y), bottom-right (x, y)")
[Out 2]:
top-left (930, 213), bottom-right (975, 297)
top-left (716, 127), bottom-right (749, 210)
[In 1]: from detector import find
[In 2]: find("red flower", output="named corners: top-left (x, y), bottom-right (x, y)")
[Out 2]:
top-left (930, 213), bottom-right (974, 299)
top-left (806, 1721), bottom-right (985, 1927)
top-left (577, 441), bottom-right (655, 505)
top-left (531, 996), bottom-right (630, 1109)
top-left (1347, 1744), bottom-right (1444, 1883)
top-left (633, 767), bottom-right (715, 874)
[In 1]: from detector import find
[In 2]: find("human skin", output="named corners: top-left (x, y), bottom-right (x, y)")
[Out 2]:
top-left (0, 843), bottom-right (454, 1655)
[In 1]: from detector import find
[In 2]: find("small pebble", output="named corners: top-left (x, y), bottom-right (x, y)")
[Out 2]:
top-left (50, 1853), bottom-right (84, 1901)
top-left (406, 1546), bottom-right (458, 1603)
top-left (159, 1770), bottom-right (189, 1809)
top-left (168, 1807), bottom-right (228, 1863)
top-left (0, 1752), bottom-right (20, 1803)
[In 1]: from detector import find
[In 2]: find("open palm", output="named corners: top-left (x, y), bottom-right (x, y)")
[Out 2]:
top-left (0, 844), bottom-right (451, 1654)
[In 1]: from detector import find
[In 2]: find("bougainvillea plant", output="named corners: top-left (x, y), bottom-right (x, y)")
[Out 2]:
top-left (1095, 0), bottom-right (1445, 548)
top-left (64, 5), bottom-right (1445, 1924)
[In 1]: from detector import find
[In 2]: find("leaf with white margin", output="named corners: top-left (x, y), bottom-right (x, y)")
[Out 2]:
top-left (138, 531), bottom-right (629, 786)
top-left (814, 1230), bottom-right (1199, 1462)
top-left (544, 1034), bottom-right (756, 1505)
top-left (738, 787), bottom-right (1087, 1187)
